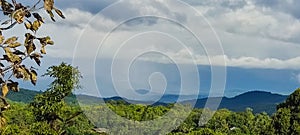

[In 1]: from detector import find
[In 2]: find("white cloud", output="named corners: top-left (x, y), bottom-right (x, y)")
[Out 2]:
top-left (194, 0), bottom-right (300, 44)
top-left (141, 52), bottom-right (300, 70)
top-left (26, 0), bottom-right (300, 71)
top-left (224, 56), bottom-right (300, 69)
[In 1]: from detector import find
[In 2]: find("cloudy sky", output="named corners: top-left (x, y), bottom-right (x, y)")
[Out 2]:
top-left (8, 0), bottom-right (300, 99)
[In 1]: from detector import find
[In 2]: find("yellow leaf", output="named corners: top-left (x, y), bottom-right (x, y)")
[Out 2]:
top-left (4, 47), bottom-right (21, 63)
top-left (30, 53), bottom-right (42, 66)
top-left (44, 0), bottom-right (54, 11)
top-left (32, 20), bottom-right (42, 31)
top-left (24, 22), bottom-right (32, 29)
top-left (30, 70), bottom-right (38, 85)
top-left (20, 65), bottom-right (31, 81)
top-left (0, 117), bottom-right (7, 128)
top-left (45, 36), bottom-right (53, 45)
top-left (24, 33), bottom-right (37, 55)
top-left (23, 71), bottom-right (31, 81)
top-left (48, 10), bottom-right (55, 22)
top-left (8, 42), bottom-right (21, 48)
top-left (0, 35), bottom-right (4, 44)
top-left (4, 36), bottom-right (18, 44)
top-left (54, 8), bottom-right (65, 19)
top-left (12, 9), bottom-right (25, 24)
top-left (7, 81), bottom-right (19, 92)
top-left (25, 43), bottom-right (36, 55)
top-left (4, 47), bottom-right (13, 59)
top-left (40, 45), bottom-right (46, 54)
top-left (13, 67), bottom-right (24, 79)
top-left (2, 83), bottom-right (9, 97)
top-left (38, 36), bottom-right (54, 45)
top-left (48, 41), bottom-right (54, 45)
top-left (12, 55), bottom-right (21, 63)
top-left (32, 13), bottom-right (44, 23)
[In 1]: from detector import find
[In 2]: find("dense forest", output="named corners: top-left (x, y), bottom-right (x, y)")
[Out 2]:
top-left (0, 79), bottom-right (300, 134)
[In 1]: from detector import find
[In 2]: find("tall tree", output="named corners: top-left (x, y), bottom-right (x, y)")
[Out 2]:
top-left (30, 63), bottom-right (83, 134)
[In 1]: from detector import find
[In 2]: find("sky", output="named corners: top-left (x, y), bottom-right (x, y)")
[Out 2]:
top-left (6, 0), bottom-right (300, 99)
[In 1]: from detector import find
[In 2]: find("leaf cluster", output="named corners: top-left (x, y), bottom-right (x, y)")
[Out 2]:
top-left (0, 0), bottom-right (64, 113)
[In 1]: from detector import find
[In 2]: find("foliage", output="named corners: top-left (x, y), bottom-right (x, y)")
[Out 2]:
top-left (0, 87), bottom-right (299, 134)
top-left (29, 63), bottom-right (86, 134)
top-left (0, 0), bottom-right (65, 128)
top-left (272, 108), bottom-right (291, 135)
top-left (272, 88), bottom-right (300, 135)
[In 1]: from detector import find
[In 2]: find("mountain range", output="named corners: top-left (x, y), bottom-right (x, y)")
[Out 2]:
top-left (182, 91), bottom-right (287, 114)
top-left (6, 89), bottom-right (288, 115)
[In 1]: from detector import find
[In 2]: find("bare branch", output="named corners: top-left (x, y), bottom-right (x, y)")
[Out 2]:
top-left (29, 0), bottom-right (42, 12)
top-left (11, 0), bottom-right (17, 7)
top-left (0, 21), bottom-right (17, 31)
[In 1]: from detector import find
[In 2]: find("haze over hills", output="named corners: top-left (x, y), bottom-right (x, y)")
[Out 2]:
top-left (92, 60), bottom-right (299, 98)
top-left (7, 88), bottom-right (287, 114)
top-left (22, 61), bottom-right (300, 98)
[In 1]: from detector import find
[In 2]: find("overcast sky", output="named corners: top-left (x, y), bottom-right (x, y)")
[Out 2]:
top-left (39, 0), bottom-right (300, 69)
top-left (7, 0), bottom-right (300, 98)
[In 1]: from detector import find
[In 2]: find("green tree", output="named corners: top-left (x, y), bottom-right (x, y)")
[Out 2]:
top-left (30, 63), bottom-right (84, 134)
top-left (187, 128), bottom-right (221, 135)
top-left (224, 108), bottom-right (256, 134)
top-left (278, 88), bottom-right (300, 113)
top-left (272, 108), bottom-right (291, 135)
top-left (205, 109), bottom-right (231, 133)
top-left (272, 88), bottom-right (300, 135)
top-left (252, 112), bottom-right (272, 135)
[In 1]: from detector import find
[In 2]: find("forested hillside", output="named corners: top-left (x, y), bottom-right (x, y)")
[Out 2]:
top-left (0, 88), bottom-right (299, 134)
top-left (6, 89), bottom-right (287, 115)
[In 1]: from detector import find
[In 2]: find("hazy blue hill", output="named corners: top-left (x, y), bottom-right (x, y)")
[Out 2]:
top-left (222, 91), bottom-right (287, 114)
top-left (185, 91), bottom-right (288, 114)
top-left (146, 94), bottom-right (205, 103)
top-left (6, 89), bottom-right (288, 114)
top-left (230, 91), bottom-right (286, 105)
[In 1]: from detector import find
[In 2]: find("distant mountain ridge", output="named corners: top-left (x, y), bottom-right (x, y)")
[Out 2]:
top-left (6, 89), bottom-right (287, 114)
top-left (182, 91), bottom-right (287, 114)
